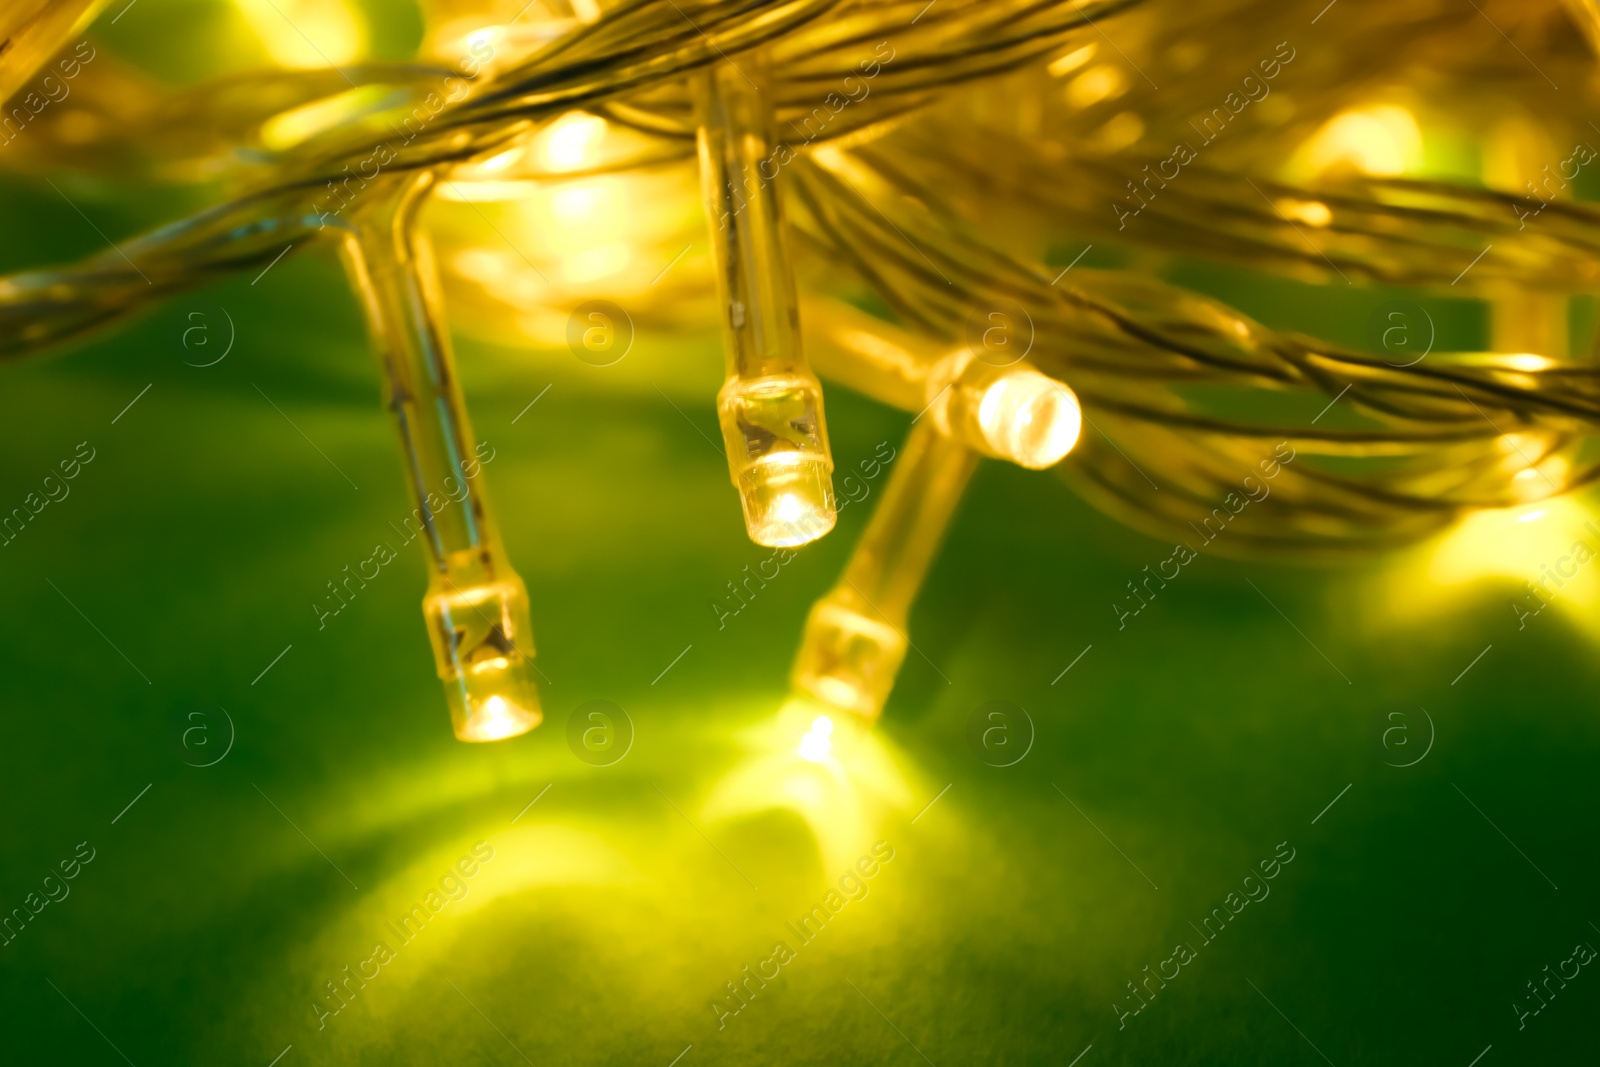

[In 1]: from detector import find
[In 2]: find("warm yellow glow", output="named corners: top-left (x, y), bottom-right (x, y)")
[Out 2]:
top-left (704, 698), bottom-right (919, 872)
top-left (1503, 353), bottom-right (1554, 372)
top-left (739, 454), bottom-right (837, 548)
top-left (235, 0), bottom-right (364, 69)
top-left (1290, 105), bottom-right (1423, 178)
top-left (478, 147), bottom-right (524, 174)
top-left (570, 0), bottom-right (602, 23)
top-left (1278, 197), bottom-right (1333, 227)
top-left (1068, 64), bottom-right (1128, 108)
top-left (560, 243), bottom-right (631, 284)
top-left (538, 112), bottom-right (609, 172)
top-left (1368, 496), bottom-right (1600, 642)
top-left (975, 370), bottom-right (1082, 469)
top-left (1094, 111), bottom-right (1145, 152)
top-left (1048, 43), bottom-right (1098, 77)
top-left (798, 715), bottom-right (834, 762)
top-left (260, 86), bottom-right (391, 151)
top-left (457, 692), bottom-right (540, 742)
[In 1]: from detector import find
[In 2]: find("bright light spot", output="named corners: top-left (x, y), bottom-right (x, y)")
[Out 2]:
top-left (1504, 353), bottom-right (1554, 372)
top-left (798, 715), bottom-right (835, 762)
top-left (1048, 43), bottom-right (1097, 77)
top-left (560, 243), bottom-right (631, 284)
top-left (775, 493), bottom-right (806, 523)
top-left (1067, 64), bottom-right (1128, 109)
top-left (551, 184), bottom-right (598, 220)
top-left (977, 371), bottom-right (1082, 469)
top-left (462, 693), bottom-right (536, 742)
top-left (1519, 508), bottom-right (1547, 523)
top-left (1278, 198), bottom-right (1333, 227)
top-left (1094, 111), bottom-right (1145, 151)
top-left (235, 0), bottom-right (364, 69)
top-left (538, 112), bottom-right (608, 172)
top-left (260, 86), bottom-right (391, 150)
top-left (479, 147), bottom-right (523, 173)
top-left (571, 0), bottom-right (602, 23)
top-left (1291, 105), bottom-right (1423, 178)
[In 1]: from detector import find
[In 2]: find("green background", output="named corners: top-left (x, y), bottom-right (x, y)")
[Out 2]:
top-left (4, 3), bottom-right (1600, 1063)
top-left (0, 233), bottom-right (1597, 1066)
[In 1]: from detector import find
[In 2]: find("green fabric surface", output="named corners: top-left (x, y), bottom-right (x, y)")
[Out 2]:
top-left (1, 241), bottom-right (1598, 1067)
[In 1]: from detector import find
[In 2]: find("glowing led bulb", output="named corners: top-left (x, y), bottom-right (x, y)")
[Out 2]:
top-left (792, 423), bottom-right (978, 719)
top-left (926, 349), bottom-right (1082, 469)
top-left (801, 297), bottom-right (1081, 469)
top-left (695, 54), bottom-right (837, 548)
top-left (344, 172), bottom-right (545, 743)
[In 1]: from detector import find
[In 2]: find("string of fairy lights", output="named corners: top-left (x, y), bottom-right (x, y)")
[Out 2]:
top-left (4, 0), bottom-right (1599, 739)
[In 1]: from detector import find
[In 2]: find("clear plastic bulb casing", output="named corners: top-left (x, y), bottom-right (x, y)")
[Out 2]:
top-left (801, 295), bottom-right (1082, 469)
top-left (343, 172), bottom-right (542, 742)
top-left (694, 54), bottom-right (836, 548)
top-left (791, 422), bottom-right (978, 718)
top-left (924, 348), bottom-right (1082, 469)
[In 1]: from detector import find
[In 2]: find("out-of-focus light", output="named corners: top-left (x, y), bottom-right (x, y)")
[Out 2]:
top-left (551, 184), bottom-right (598, 220)
top-left (1369, 496), bottom-right (1600, 640)
top-left (235, 0), bottom-right (364, 69)
top-left (1278, 198), bottom-right (1333, 227)
top-left (260, 86), bottom-right (392, 151)
top-left (703, 697), bottom-right (919, 872)
top-left (560, 243), bottom-right (631, 284)
top-left (539, 112), bottom-right (609, 172)
top-left (798, 715), bottom-right (834, 762)
top-left (570, 0), bottom-right (602, 23)
top-left (1093, 111), bottom-right (1145, 152)
top-left (1067, 64), bottom-right (1128, 108)
top-left (478, 147), bottom-right (523, 173)
top-left (1504, 353), bottom-right (1554, 372)
top-left (1291, 105), bottom-right (1423, 177)
top-left (1048, 43), bottom-right (1097, 77)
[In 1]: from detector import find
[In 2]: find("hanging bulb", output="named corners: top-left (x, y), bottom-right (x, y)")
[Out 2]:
top-left (342, 171), bottom-right (542, 742)
top-left (792, 302), bottom-right (1085, 720)
top-left (694, 53), bottom-right (837, 548)
top-left (791, 422), bottom-right (978, 719)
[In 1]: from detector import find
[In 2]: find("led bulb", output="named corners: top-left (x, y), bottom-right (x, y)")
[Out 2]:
top-left (927, 350), bottom-right (1082, 469)
top-left (425, 577), bottom-right (543, 742)
top-left (791, 423), bottom-right (978, 721)
top-left (792, 596), bottom-right (907, 718)
top-left (696, 56), bottom-right (838, 549)
top-left (720, 376), bottom-right (836, 547)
